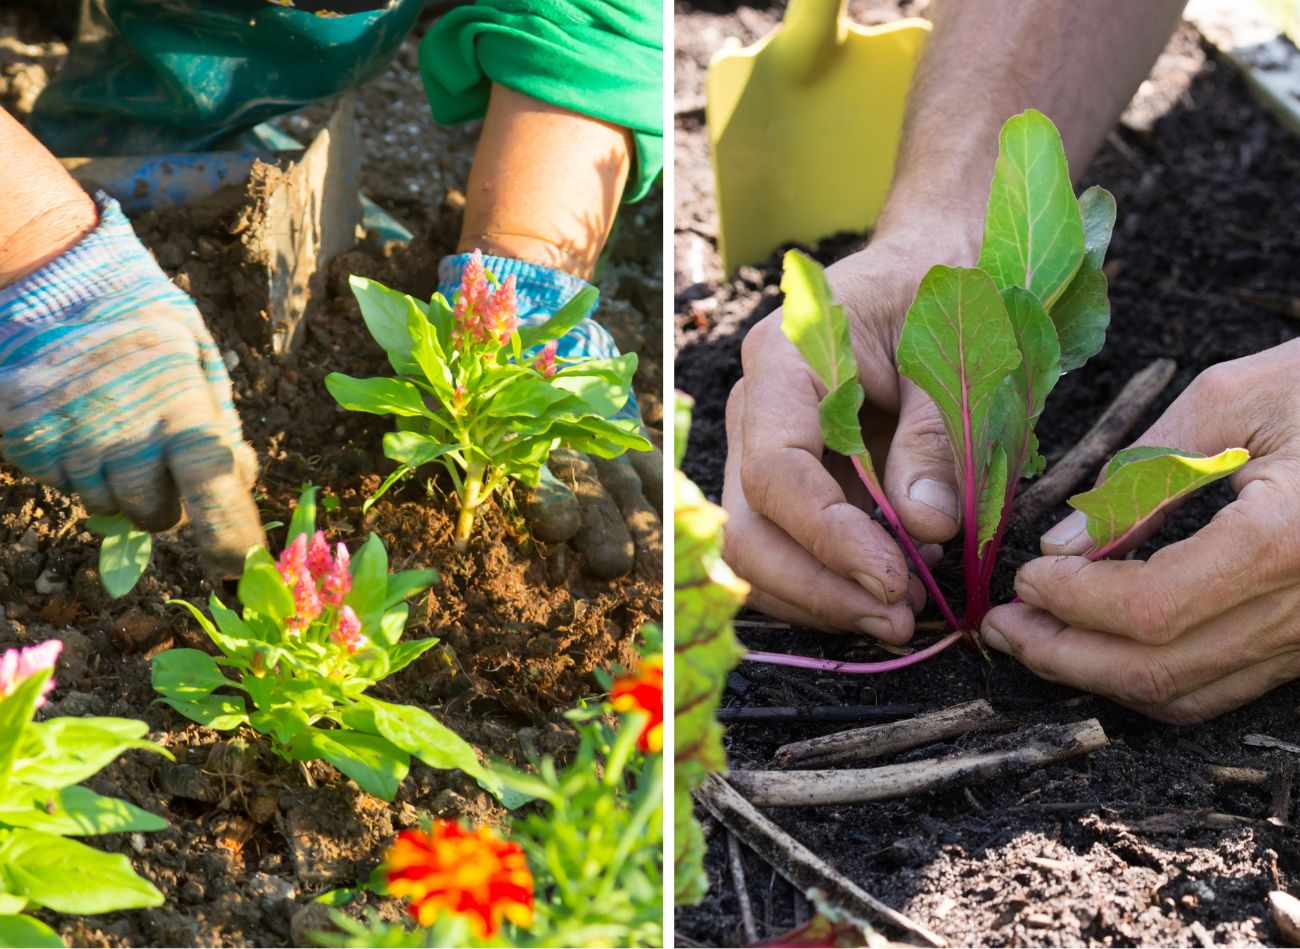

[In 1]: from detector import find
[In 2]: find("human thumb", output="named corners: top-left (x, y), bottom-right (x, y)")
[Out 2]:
top-left (883, 379), bottom-right (960, 544)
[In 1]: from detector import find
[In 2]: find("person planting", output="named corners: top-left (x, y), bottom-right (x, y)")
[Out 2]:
top-left (722, 0), bottom-right (1300, 721)
top-left (0, 0), bottom-right (662, 587)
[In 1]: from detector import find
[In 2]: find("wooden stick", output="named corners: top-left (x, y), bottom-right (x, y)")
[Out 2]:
top-left (1245, 733), bottom-right (1300, 756)
top-left (773, 699), bottom-right (1005, 769)
top-left (695, 774), bottom-right (947, 948)
top-left (729, 719), bottom-right (1108, 808)
top-left (1014, 359), bottom-right (1176, 527)
top-left (717, 704), bottom-right (922, 724)
top-left (726, 832), bottom-right (759, 945)
top-left (1272, 761), bottom-right (1296, 824)
top-left (1208, 764), bottom-right (1270, 785)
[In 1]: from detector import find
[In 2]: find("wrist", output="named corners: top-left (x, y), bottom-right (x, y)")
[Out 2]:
top-left (0, 192), bottom-right (99, 288)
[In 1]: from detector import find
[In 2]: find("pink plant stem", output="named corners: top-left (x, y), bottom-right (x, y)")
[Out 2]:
top-left (960, 410), bottom-right (984, 630)
top-left (745, 630), bottom-right (965, 674)
top-left (850, 456), bottom-right (962, 633)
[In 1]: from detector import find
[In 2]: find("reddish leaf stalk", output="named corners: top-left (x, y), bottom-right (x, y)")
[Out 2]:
top-left (745, 630), bottom-right (965, 674)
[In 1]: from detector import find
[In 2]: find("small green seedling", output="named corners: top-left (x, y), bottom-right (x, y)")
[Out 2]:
top-left (778, 110), bottom-right (1248, 669)
top-left (325, 251), bottom-right (650, 549)
top-left (86, 513), bottom-right (151, 599)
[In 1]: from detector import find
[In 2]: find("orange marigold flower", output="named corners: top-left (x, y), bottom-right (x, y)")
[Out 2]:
top-left (385, 822), bottom-right (534, 938)
top-left (611, 654), bottom-right (664, 753)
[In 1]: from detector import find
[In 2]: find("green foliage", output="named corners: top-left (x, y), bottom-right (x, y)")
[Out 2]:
top-left (153, 486), bottom-right (505, 804)
top-left (86, 513), bottom-right (152, 599)
top-left (1069, 447), bottom-right (1250, 555)
top-left (673, 396), bottom-right (746, 905)
top-left (0, 653), bottom-right (168, 948)
top-left (319, 640), bottom-right (664, 948)
top-left (324, 272), bottom-right (650, 546)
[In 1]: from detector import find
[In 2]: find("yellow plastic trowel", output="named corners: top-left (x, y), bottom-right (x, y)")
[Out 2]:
top-left (706, 1), bottom-right (930, 274)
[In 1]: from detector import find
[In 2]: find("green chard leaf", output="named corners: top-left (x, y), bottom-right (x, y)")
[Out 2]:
top-left (673, 396), bottom-right (746, 905)
top-left (1068, 446), bottom-right (1250, 555)
top-left (989, 286), bottom-right (1061, 481)
top-left (1049, 185), bottom-right (1116, 371)
top-left (896, 265), bottom-right (1022, 547)
top-left (779, 250), bottom-right (870, 461)
top-left (978, 109), bottom-right (1085, 306)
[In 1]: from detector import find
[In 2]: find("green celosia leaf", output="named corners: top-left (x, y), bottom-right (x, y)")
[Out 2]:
top-left (0, 786), bottom-right (166, 836)
top-left (0, 829), bottom-right (164, 914)
top-left (14, 717), bottom-right (164, 790)
top-left (288, 728), bottom-right (408, 802)
top-left (0, 673), bottom-right (47, 795)
top-left (1049, 185), bottom-right (1116, 371)
top-left (0, 912), bottom-right (62, 948)
top-left (381, 431), bottom-right (462, 469)
top-left (779, 250), bottom-right (868, 459)
top-left (349, 275), bottom-right (420, 374)
top-left (323, 374), bottom-right (433, 419)
top-left (285, 484), bottom-right (317, 545)
top-left (978, 109), bottom-right (1085, 306)
top-left (237, 561), bottom-right (294, 628)
top-left (156, 693), bottom-right (247, 731)
top-left (896, 265), bottom-right (1022, 490)
top-left (1068, 446), bottom-right (1250, 555)
top-left (673, 396), bottom-right (746, 905)
top-left (151, 649), bottom-right (239, 701)
top-left (86, 513), bottom-right (151, 599)
top-left (517, 285), bottom-right (600, 351)
top-left (549, 353), bottom-right (639, 417)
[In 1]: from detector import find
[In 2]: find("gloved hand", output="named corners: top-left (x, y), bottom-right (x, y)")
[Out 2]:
top-left (438, 253), bottom-right (662, 580)
top-left (0, 193), bottom-right (264, 576)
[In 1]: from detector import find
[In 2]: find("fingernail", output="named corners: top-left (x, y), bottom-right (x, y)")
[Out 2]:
top-left (908, 478), bottom-right (959, 519)
top-left (981, 619), bottom-right (1009, 653)
top-left (856, 616), bottom-right (895, 639)
top-left (1041, 510), bottom-right (1086, 548)
top-left (1014, 572), bottom-right (1040, 604)
top-left (853, 571), bottom-right (894, 604)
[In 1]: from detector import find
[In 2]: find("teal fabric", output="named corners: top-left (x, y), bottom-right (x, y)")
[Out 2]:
top-left (418, 0), bottom-right (663, 201)
top-left (30, 0), bottom-right (425, 156)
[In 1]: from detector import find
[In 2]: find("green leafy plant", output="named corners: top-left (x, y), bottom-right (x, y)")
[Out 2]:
top-left (777, 110), bottom-right (1248, 670)
top-left (0, 641), bottom-right (169, 948)
top-left (317, 638), bottom-right (664, 949)
top-left (152, 485), bottom-right (502, 803)
top-left (673, 395), bottom-right (745, 905)
top-left (86, 513), bottom-right (151, 599)
top-left (324, 251), bottom-right (651, 548)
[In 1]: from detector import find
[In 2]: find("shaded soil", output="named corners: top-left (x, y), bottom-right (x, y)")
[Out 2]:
top-left (0, 15), bottom-right (662, 948)
top-left (675, 6), bottom-right (1300, 948)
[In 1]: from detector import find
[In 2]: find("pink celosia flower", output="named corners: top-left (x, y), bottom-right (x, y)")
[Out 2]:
top-left (484, 275), bottom-right (519, 344)
top-left (321, 542), bottom-right (352, 607)
top-left (534, 339), bottom-right (558, 378)
top-left (331, 605), bottom-right (366, 653)
top-left (287, 575), bottom-right (323, 633)
top-left (452, 251), bottom-right (519, 347)
top-left (307, 531), bottom-right (331, 580)
top-left (277, 532), bottom-right (309, 586)
top-left (0, 640), bottom-right (63, 707)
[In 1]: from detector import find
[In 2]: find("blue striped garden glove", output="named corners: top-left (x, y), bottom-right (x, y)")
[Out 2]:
top-left (437, 253), bottom-right (639, 421)
top-left (0, 193), bottom-right (264, 575)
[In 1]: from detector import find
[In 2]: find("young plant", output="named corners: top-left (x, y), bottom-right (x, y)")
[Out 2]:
top-left (776, 110), bottom-right (1248, 669)
top-left (86, 512), bottom-right (151, 599)
top-left (318, 641), bottom-right (665, 949)
top-left (324, 252), bottom-right (651, 548)
top-left (0, 641), bottom-right (169, 949)
top-left (673, 394), bottom-right (745, 905)
top-left (152, 485), bottom-right (505, 803)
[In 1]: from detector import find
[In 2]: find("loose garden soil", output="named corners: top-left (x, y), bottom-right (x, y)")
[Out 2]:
top-left (1, 9), bottom-right (662, 947)
top-left (676, 4), bottom-right (1300, 947)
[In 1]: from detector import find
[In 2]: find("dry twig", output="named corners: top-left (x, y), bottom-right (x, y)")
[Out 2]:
top-left (726, 832), bottom-right (759, 945)
top-left (773, 699), bottom-right (1005, 769)
top-left (717, 704), bottom-right (921, 724)
top-left (694, 774), bottom-right (947, 947)
top-left (730, 719), bottom-right (1108, 808)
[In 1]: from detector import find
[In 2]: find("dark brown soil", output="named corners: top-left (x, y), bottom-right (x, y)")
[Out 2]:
top-left (0, 17), bottom-right (662, 948)
top-left (675, 7), bottom-right (1300, 948)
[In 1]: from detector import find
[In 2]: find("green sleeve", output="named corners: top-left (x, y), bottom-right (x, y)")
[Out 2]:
top-left (418, 0), bottom-right (663, 201)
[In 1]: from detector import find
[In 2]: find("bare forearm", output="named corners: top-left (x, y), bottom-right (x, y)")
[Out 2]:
top-left (877, 0), bottom-right (1185, 247)
top-left (0, 109), bottom-right (97, 287)
top-left (458, 84), bottom-right (632, 282)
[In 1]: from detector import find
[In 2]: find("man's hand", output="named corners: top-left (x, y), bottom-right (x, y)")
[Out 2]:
top-left (0, 195), bottom-right (264, 576)
top-left (723, 230), bottom-right (977, 639)
top-left (983, 341), bottom-right (1300, 722)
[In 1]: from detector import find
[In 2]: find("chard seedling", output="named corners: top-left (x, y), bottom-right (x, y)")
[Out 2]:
top-left (325, 252), bottom-right (650, 549)
top-left (775, 111), bottom-right (1248, 671)
top-left (86, 512), bottom-right (152, 599)
top-left (153, 485), bottom-right (511, 804)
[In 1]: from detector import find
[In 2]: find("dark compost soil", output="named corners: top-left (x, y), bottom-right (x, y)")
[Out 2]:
top-left (0, 10), bottom-right (662, 947)
top-left (675, 5), bottom-right (1300, 947)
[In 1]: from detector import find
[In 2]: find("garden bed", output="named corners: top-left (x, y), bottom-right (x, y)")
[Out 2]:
top-left (675, 5), bottom-right (1300, 947)
top-left (1, 10), bottom-right (662, 947)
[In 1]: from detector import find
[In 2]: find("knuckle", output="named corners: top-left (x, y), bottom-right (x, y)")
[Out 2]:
top-left (1188, 362), bottom-right (1239, 403)
top-left (1124, 582), bottom-right (1184, 644)
top-left (1118, 655), bottom-right (1181, 707)
top-left (740, 316), bottom-right (774, 368)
